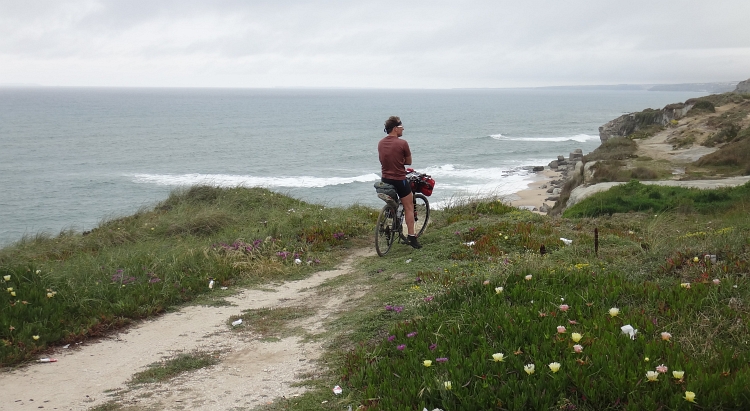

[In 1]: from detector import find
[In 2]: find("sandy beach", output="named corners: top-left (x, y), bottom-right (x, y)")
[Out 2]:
top-left (506, 168), bottom-right (563, 212)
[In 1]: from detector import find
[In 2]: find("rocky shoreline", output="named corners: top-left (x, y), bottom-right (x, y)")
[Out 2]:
top-left (508, 147), bottom-right (585, 214)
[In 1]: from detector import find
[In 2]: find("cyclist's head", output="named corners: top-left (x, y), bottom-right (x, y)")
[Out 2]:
top-left (384, 116), bottom-right (402, 134)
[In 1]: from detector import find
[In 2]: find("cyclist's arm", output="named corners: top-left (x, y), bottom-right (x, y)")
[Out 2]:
top-left (404, 155), bottom-right (412, 166)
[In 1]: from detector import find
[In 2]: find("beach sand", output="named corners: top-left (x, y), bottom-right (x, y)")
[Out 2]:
top-left (506, 168), bottom-right (563, 212)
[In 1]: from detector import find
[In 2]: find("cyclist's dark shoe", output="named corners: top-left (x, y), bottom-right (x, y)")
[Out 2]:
top-left (407, 235), bottom-right (422, 249)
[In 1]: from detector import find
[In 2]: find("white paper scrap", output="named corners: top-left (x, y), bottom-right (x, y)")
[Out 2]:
top-left (621, 324), bottom-right (637, 340)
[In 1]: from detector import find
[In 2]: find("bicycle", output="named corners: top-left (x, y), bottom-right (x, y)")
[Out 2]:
top-left (374, 171), bottom-right (433, 257)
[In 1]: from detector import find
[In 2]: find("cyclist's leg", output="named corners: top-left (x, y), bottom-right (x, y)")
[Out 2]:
top-left (401, 192), bottom-right (415, 236)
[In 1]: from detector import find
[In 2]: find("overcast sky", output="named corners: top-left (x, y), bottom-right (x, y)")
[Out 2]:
top-left (2, 0), bottom-right (749, 88)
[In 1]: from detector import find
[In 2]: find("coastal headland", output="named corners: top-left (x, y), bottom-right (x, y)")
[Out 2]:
top-left (510, 79), bottom-right (750, 214)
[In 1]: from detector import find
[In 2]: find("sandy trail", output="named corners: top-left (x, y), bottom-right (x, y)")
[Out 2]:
top-left (0, 248), bottom-right (374, 411)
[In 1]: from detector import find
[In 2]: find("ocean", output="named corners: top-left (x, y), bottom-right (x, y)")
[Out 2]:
top-left (0, 87), bottom-right (706, 246)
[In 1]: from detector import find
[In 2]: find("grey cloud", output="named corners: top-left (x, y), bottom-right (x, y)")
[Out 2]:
top-left (1, 0), bottom-right (749, 87)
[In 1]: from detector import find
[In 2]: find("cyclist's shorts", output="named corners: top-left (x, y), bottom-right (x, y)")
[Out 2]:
top-left (381, 178), bottom-right (412, 199)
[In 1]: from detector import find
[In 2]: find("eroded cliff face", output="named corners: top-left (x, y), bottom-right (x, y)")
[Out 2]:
top-left (735, 78), bottom-right (750, 94)
top-left (598, 103), bottom-right (693, 143)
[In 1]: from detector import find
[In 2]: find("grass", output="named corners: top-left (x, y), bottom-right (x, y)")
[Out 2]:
top-left (334, 192), bottom-right (750, 410)
top-left (0, 185), bottom-right (372, 366)
top-left (693, 134), bottom-right (750, 176)
top-left (3, 185), bottom-right (750, 410)
top-left (128, 350), bottom-right (221, 385)
top-left (563, 180), bottom-right (750, 218)
top-left (231, 305), bottom-right (317, 341)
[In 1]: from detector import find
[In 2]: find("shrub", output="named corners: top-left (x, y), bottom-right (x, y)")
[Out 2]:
top-left (629, 124), bottom-right (664, 140)
top-left (630, 167), bottom-right (658, 180)
top-left (583, 137), bottom-right (637, 162)
top-left (690, 100), bottom-right (715, 113)
top-left (694, 138), bottom-right (750, 173)
top-left (703, 123), bottom-right (741, 147)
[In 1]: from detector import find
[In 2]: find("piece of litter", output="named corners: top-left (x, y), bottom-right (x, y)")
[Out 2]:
top-left (231, 319), bottom-right (243, 326)
top-left (333, 385), bottom-right (343, 395)
top-left (560, 238), bottom-right (573, 246)
top-left (220, 286), bottom-right (228, 290)
top-left (405, 259), bottom-right (412, 263)
top-left (294, 258), bottom-right (302, 265)
top-left (463, 241), bottom-right (475, 246)
top-left (62, 344), bottom-right (70, 349)
top-left (38, 358), bottom-right (57, 363)
top-left (621, 324), bottom-right (637, 340)
top-left (208, 279), bottom-right (214, 289)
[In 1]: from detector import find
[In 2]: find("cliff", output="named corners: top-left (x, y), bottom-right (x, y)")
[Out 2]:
top-left (736, 78), bottom-right (750, 94)
top-left (599, 77), bottom-right (750, 143)
top-left (598, 103), bottom-right (693, 143)
top-left (550, 82), bottom-right (750, 214)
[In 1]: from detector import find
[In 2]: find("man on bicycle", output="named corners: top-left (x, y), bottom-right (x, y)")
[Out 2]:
top-left (378, 116), bottom-right (422, 249)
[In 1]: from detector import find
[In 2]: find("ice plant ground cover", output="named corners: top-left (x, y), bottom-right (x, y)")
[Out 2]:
top-left (0, 184), bottom-right (749, 410)
top-left (340, 194), bottom-right (750, 410)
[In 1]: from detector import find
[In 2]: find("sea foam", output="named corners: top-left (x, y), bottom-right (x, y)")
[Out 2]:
top-left (131, 173), bottom-right (380, 188)
top-left (489, 134), bottom-right (598, 143)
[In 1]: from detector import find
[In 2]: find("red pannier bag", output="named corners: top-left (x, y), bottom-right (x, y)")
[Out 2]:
top-left (406, 169), bottom-right (436, 196)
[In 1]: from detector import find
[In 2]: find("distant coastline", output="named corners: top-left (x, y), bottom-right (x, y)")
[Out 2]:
top-left (533, 82), bottom-right (739, 93)
top-left (1, 81), bottom-right (739, 93)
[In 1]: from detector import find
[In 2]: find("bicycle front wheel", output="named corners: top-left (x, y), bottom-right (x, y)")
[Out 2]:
top-left (375, 205), bottom-right (396, 256)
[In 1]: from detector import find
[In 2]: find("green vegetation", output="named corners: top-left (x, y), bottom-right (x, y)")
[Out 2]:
top-left (693, 135), bottom-right (750, 176)
top-left (0, 186), bottom-right (372, 366)
top-left (633, 108), bottom-right (663, 126)
top-left (129, 351), bottom-right (220, 385)
top-left (584, 137), bottom-right (637, 162)
top-left (687, 93), bottom-right (750, 108)
top-left (688, 100), bottom-right (716, 114)
top-left (3, 184), bottom-right (750, 410)
top-left (339, 193), bottom-right (750, 410)
top-left (629, 124), bottom-right (664, 140)
top-left (231, 306), bottom-right (317, 341)
top-left (563, 180), bottom-right (750, 218)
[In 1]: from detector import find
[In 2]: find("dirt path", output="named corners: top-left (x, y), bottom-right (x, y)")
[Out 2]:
top-left (635, 126), bottom-right (717, 164)
top-left (0, 248), bottom-right (375, 411)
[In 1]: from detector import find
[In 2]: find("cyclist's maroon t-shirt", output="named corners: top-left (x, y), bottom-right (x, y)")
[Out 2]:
top-left (378, 136), bottom-right (411, 180)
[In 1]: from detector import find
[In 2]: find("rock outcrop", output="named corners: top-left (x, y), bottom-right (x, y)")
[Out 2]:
top-left (735, 78), bottom-right (750, 94)
top-left (598, 103), bottom-right (693, 143)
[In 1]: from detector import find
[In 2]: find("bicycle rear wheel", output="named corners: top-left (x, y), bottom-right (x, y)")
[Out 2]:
top-left (375, 205), bottom-right (396, 256)
top-left (413, 194), bottom-right (430, 237)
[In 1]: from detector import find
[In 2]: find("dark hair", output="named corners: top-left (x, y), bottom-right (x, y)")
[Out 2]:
top-left (384, 116), bottom-right (402, 134)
